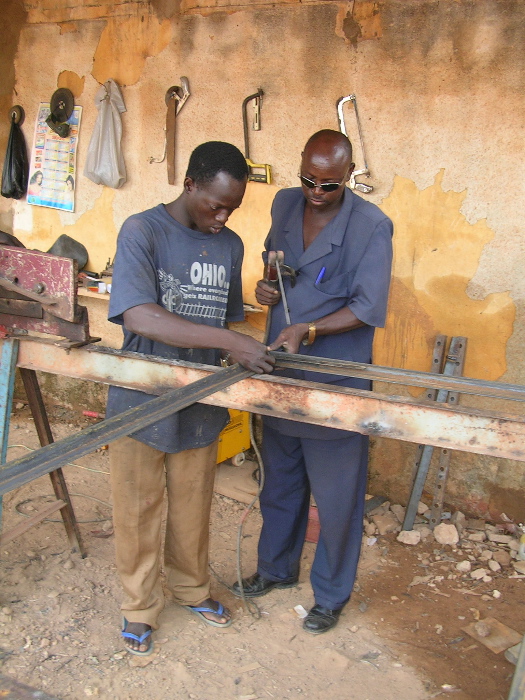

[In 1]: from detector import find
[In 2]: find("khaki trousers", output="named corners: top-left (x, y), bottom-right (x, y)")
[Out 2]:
top-left (109, 435), bottom-right (219, 628)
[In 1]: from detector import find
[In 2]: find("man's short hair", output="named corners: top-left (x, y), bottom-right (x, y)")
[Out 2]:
top-left (186, 141), bottom-right (248, 185)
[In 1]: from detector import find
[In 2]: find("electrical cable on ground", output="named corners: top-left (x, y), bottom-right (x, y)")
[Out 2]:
top-left (15, 493), bottom-right (112, 523)
top-left (210, 298), bottom-right (275, 618)
top-left (7, 443), bottom-right (110, 475)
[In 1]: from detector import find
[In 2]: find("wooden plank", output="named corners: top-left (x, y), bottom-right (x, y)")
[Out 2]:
top-left (0, 500), bottom-right (65, 546)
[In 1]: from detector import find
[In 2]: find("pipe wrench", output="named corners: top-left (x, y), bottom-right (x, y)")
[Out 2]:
top-left (265, 251), bottom-right (297, 327)
top-left (336, 94), bottom-right (373, 194)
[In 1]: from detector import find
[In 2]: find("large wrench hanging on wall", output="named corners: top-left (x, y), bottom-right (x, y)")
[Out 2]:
top-left (336, 94), bottom-right (373, 194)
top-left (149, 77), bottom-right (190, 184)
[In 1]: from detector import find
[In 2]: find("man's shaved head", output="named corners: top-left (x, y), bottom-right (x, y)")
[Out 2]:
top-left (303, 130), bottom-right (353, 169)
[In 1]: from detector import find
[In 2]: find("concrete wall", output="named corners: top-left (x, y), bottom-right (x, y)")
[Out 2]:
top-left (1, 0), bottom-right (524, 519)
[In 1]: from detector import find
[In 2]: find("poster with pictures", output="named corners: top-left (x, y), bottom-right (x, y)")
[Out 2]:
top-left (27, 102), bottom-right (82, 212)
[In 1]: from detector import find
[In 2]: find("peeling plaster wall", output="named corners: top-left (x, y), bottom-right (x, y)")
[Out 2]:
top-left (2, 0), bottom-right (525, 518)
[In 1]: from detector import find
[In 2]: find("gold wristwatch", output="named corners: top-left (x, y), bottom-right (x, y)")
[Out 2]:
top-left (302, 322), bottom-right (316, 346)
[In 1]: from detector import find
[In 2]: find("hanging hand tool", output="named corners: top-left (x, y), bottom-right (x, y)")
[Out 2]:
top-left (336, 94), bottom-right (373, 194)
top-left (265, 250), bottom-right (297, 327)
top-left (242, 89), bottom-right (272, 184)
top-left (149, 78), bottom-right (190, 184)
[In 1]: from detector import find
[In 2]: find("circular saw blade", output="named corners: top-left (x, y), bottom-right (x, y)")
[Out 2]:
top-left (50, 88), bottom-right (74, 122)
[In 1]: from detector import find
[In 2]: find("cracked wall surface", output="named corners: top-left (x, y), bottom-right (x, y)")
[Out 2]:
top-left (1, 0), bottom-right (524, 517)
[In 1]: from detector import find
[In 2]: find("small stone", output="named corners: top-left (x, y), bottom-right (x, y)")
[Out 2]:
top-left (482, 575), bottom-right (492, 583)
top-left (63, 559), bottom-right (74, 570)
top-left (390, 504), bottom-right (406, 523)
top-left (512, 561), bottom-right (525, 574)
top-left (467, 532), bottom-right (487, 542)
top-left (493, 590), bottom-right (502, 599)
top-left (47, 591), bottom-right (59, 598)
top-left (417, 501), bottom-right (429, 515)
top-left (474, 621), bottom-right (491, 638)
top-left (113, 653), bottom-right (124, 660)
top-left (509, 540), bottom-right (519, 552)
top-left (364, 521), bottom-right (377, 536)
top-left (397, 530), bottom-right (421, 546)
top-left (414, 525), bottom-right (434, 540)
top-left (15, 402), bottom-right (24, 410)
top-left (350, 625), bottom-right (359, 633)
top-left (451, 511), bottom-right (466, 534)
top-left (488, 560), bottom-right (501, 573)
top-left (487, 533), bottom-right (514, 544)
top-left (467, 518), bottom-right (486, 531)
top-left (39, 638), bottom-right (50, 648)
top-left (2, 607), bottom-right (13, 616)
top-left (478, 550), bottom-right (493, 561)
top-left (372, 512), bottom-right (399, 535)
top-left (434, 523), bottom-right (459, 546)
top-left (493, 550), bottom-right (511, 566)
top-left (470, 568), bottom-right (488, 580)
top-left (456, 560), bottom-right (471, 573)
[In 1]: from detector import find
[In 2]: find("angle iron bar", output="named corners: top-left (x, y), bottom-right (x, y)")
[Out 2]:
top-left (0, 364), bottom-right (251, 497)
top-left (402, 337), bottom-right (466, 531)
top-left (272, 351), bottom-right (525, 402)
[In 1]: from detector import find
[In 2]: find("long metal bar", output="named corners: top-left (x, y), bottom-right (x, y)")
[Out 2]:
top-left (0, 364), bottom-right (252, 496)
top-left (272, 351), bottom-right (525, 402)
top-left (10, 341), bottom-right (525, 463)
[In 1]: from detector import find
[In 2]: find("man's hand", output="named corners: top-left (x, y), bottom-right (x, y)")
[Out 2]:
top-left (255, 279), bottom-right (281, 307)
top-left (268, 323), bottom-right (309, 355)
top-left (227, 331), bottom-right (275, 374)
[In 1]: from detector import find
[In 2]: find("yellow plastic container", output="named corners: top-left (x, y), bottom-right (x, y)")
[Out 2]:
top-left (217, 409), bottom-right (251, 465)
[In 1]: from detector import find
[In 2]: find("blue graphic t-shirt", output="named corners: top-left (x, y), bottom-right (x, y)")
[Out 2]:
top-left (106, 203), bottom-right (245, 453)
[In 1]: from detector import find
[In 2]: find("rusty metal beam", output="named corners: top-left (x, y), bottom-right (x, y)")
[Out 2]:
top-left (13, 340), bottom-right (525, 463)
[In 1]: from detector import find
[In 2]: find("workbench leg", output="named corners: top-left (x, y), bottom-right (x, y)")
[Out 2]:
top-left (0, 338), bottom-right (19, 528)
top-left (19, 367), bottom-right (86, 557)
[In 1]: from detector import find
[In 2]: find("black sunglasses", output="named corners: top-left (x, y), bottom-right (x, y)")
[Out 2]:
top-left (299, 175), bottom-right (345, 193)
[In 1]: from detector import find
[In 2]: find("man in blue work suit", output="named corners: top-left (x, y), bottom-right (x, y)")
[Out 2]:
top-left (233, 129), bottom-right (393, 634)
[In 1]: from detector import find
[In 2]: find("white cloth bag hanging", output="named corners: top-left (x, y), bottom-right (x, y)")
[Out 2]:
top-left (84, 79), bottom-right (127, 188)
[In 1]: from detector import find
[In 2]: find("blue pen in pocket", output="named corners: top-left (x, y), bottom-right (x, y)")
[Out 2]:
top-left (315, 267), bottom-right (326, 286)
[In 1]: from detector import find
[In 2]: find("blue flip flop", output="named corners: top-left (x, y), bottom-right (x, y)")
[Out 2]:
top-left (182, 600), bottom-right (232, 628)
top-left (121, 618), bottom-right (154, 656)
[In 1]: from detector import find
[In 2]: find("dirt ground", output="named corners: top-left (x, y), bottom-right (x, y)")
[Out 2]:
top-left (1, 405), bottom-right (524, 700)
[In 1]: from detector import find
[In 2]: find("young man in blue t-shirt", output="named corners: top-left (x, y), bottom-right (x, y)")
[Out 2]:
top-left (107, 142), bottom-right (274, 655)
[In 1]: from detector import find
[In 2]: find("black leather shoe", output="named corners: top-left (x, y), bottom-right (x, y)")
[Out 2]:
top-left (232, 572), bottom-right (298, 598)
top-left (303, 604), bottom-right (342, 634)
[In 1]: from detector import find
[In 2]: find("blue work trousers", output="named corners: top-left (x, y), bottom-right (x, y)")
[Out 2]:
top-left (257, 422), bottom-right (368, 610)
